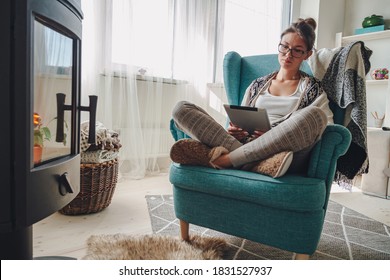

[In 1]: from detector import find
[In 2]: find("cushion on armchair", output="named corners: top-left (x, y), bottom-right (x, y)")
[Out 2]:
top-left (170, 165), bottom-right (326, 212)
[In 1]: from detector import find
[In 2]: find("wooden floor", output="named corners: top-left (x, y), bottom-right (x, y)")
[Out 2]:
top-left (32, 172), bottom-right (390, 259)
top-left (33, 172), bottom-right (173, 259)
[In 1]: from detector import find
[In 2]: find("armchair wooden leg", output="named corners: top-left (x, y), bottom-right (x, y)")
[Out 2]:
top-left (293, 253), bottom-right (310, 260)
top-left (180, 220), bottom-right (190, 241)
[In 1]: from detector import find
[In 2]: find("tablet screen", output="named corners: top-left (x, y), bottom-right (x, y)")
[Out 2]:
top-left (224, 104), bottom-right (271, 133)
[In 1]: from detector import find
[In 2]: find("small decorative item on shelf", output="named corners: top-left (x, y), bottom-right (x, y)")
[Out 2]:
top-left (362, 14), bottom-right (384, 28)
top-left (355, 14), bottom-right (386, 34)
top-left (371, 111), bottom-right (385, 128)
top-left (138, 68), bottom-right (147, 75)
top-left (371, 68), bottom-right (389, 80)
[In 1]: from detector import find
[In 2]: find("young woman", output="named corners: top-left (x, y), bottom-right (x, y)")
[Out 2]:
top-left (170, 18), bottom-right (334, 178)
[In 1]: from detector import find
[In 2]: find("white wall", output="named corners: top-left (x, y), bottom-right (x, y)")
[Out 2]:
top-left (293, 0), bottom-right (346, 49)
top-left (298, 0), bottom-right (319, 23)
top-left (344, 0), bottom-right (390, 36)
top-left (317, 0), bottom-right (346, 49)
top-left (294, 0), bottom-right (390, 127)
top-left (294, 0), bottom-right (390, 48)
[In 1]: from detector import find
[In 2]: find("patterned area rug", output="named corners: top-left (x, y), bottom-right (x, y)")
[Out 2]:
top-left (146, 195), bottom-right (390, 260)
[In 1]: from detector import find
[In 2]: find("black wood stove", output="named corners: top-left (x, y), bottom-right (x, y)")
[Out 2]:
top-left (0, 0), bottom-right (96, 259)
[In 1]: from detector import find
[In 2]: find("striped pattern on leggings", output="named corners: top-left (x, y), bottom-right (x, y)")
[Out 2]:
top-left (172, 101), bottom-right (327, 167)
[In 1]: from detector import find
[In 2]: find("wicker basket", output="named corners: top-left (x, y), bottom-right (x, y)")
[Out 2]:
top-left (59, 159), bottom-right (119, 215)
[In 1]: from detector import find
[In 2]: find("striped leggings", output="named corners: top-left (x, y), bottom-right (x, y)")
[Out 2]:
top-left (172, 101), bottom-right (328, 171)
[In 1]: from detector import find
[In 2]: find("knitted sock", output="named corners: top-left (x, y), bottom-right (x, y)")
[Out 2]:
top-left (170, 139), bottom-right (229, 168)
top-left (250, 151), bottom-right (293, 178)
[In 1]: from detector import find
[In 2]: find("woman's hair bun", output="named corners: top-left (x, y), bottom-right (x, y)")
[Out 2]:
top-left (297, 17), bottom-right (317, 31)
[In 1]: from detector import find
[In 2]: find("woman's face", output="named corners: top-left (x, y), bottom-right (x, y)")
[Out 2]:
top-left (278, 32), bottom-right (312, 71)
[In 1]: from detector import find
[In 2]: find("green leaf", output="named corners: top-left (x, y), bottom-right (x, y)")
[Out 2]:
top-left (63, 132), bottom-right (67, 146)
top-left (41, 127), bottom-right (51, 141)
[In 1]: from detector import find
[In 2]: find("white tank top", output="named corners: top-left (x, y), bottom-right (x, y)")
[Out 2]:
top-left (254, 78), bottom-right (305, 124)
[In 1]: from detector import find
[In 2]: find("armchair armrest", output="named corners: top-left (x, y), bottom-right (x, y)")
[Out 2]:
top-left (307, 124), bottom-right (352, 187)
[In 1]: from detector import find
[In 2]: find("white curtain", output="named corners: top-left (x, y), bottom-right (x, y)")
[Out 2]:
top-left (82, 0), bottom-right (147, 179)
top-left (81, 0), bottom-right (224, 180)
top-left (173, 0), bottom-right (217, 101)
top-left (81, 0), bottom-right (286, 180)
top-left (173, 0), bottom-right (229, 127)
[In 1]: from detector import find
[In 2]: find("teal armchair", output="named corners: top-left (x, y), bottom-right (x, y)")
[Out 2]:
top-left (169, 52), bottom-right (351, 259)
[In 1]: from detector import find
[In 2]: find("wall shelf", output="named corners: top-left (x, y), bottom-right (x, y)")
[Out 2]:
top-left (366, 79), bottom-right (389, 86)
top-left (343, 29), bottom-right (390, 43)
top-left (335, 30), bottom-right (390, 47)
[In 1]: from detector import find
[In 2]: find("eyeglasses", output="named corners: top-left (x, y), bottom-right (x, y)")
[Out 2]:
top-left (278, 43), bottom-right (307, 58)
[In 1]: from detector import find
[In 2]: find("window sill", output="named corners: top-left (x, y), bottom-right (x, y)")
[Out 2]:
top-left (207, 82), bottom-right (224, 89)
top-left (101, 72), bottom-right (187, 85)
top-left (136, 75), bottom-right (187, 85)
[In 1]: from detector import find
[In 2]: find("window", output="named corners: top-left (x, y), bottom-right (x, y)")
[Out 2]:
top-left (112, 0), bottom-right (174, 78)
top-left (111, 0), bottom-right (290, 80)
top-left (222, 0), bottom-right (288, 57)
top-left (44, 27), bottom-right (72, 67)
top-left (34, 20), bottom-right (73, 75)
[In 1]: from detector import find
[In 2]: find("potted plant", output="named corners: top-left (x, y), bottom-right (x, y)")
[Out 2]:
top-left (371, 68), bottom-right (389, 80)
top-left (33, 113), bottom-right (68, 164)
top-left (33, 113), bottom-right (51, 164)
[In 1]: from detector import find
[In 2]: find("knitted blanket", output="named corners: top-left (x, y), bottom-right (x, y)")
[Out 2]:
top-left (308, 41), bottom-right (373, 185)
top-left (80, 121), bottom-right (122, 163)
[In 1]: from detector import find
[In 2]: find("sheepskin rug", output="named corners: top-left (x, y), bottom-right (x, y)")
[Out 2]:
top-left (82, 234), bottom-right (228, 260)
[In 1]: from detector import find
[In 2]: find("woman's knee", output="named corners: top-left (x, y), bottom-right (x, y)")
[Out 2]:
top-left (310, 106), bottom-right (327, 129)
top-left (298, 106), bottom-right (327, 128)
top-left (172, 101), bottom-right (193, 121)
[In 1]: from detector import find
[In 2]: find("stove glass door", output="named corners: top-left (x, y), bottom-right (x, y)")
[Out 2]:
top-left (33, 20), bottom-right (73, 166)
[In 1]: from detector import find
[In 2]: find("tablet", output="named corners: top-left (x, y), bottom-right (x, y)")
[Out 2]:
top-left (224, 104), bottom-right (271, 133)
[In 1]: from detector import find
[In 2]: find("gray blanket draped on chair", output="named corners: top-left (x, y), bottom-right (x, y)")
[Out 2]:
top-left (308, 41), bottom-right (373, 184)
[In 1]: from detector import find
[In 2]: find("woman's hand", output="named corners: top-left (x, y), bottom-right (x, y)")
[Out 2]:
top-left (227, 122), bottom-right (249, 141)
top-left (250, 130), bottom-right (266, 140)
